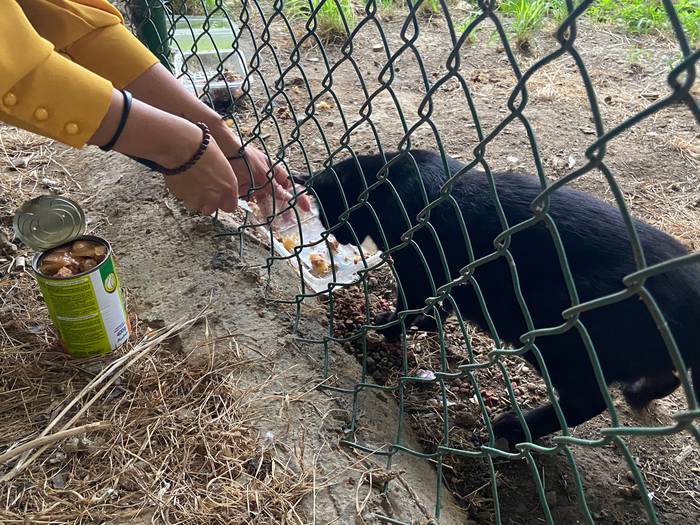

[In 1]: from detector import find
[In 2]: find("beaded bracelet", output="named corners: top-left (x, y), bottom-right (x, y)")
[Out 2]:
top-left (131, 122), bottom-right (211, 176)
top-left (159, 122), bottom-right (211, 176)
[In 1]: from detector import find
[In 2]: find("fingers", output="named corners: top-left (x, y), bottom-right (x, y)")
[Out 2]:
top-left (271, 179), bottom-right (293, 206)
top-left (272, 161), bottom-right (290, 188)
top-left (226, 146), bottom-right (313, 213)
top-left (200, 202), bottom-right (219, 216)
top-left (272, 162), bottom-right (312, 212)
top-left (296, 189), bottom-right (312, 212)
top-left (218, 172), bottom-right (239, 213)
top-left (237, 169), bottom-right (253, 197)
top-left (160, 132), bottom-right (245, 217)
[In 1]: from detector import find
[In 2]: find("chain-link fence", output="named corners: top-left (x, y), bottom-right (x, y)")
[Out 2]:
top-left (124, 0), bottom-right (699, 522)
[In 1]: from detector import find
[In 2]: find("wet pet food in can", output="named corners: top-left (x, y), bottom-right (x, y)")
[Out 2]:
top-left (32, 236), bottom-right (130, 358)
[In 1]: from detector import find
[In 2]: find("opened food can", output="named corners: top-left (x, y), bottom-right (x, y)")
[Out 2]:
top-left (13, 196), bottom-right (130, 358)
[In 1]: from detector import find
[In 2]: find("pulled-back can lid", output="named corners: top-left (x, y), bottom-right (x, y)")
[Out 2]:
top-left (13, 195), bottom-right (86, 251)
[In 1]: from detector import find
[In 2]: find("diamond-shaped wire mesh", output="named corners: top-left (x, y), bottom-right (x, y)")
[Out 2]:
top-left (124, 1), bottom-right (699, 522)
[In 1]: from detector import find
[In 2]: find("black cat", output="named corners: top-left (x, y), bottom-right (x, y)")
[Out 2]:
top-left (295, 149), bottom-right (700, 446)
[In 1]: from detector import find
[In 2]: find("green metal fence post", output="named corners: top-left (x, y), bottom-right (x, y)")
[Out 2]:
top-left (129, 0), bottom-right (172, 72)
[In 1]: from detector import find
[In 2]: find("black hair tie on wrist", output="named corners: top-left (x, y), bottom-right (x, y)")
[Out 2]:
top-left (100, 89), bottom-right (132, 152)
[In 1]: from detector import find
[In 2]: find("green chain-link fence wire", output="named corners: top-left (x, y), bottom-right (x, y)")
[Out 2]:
top-left (125, 0), bottom-right (699, 522)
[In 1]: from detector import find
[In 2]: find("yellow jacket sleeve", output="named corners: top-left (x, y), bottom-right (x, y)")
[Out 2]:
top-left (0, 0), bottom-right (158, 148)
top-left (18, 0), bottom-right (159, 88)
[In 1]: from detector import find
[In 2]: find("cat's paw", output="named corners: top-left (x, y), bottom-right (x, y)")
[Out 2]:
top-left (412, 313), bottom-right (439, 332)
top-left (492, 411), bottom-right (526, 451)
top-left (373, 310), bottom-right (402, 342)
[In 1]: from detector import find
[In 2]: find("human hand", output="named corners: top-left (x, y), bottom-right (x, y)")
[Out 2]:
top-left (229, 144), bottom-right (311, 214)
top-left (163, 136), bottom-right (239, 215)
top-left (90, 91), bottom-right (239, 215)
top-left (121, 65), bottom-right (311, 216)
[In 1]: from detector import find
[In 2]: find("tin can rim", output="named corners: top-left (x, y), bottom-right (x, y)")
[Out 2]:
top-left (32, 235), bottom-right (113, 280)
top-left (13, 195), bottom-right (87, 252)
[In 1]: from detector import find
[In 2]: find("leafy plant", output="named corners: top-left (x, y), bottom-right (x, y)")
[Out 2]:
top-left (456, 12), bottom-right (481, 44)
top-left (587, 0), bottom-right (699, 45)
top-left (548, 0), bottom-right (570, 29)
top-left (285, 0), bottom-right (357, 41)
top-left (499, 0), bottom-right (548, 48)
top-left (169, 0), bottom-right (220, 15)
top-left (419, 0), bottom-right (442, 14)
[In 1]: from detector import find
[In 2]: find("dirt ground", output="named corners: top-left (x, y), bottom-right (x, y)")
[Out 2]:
top-left (1, 6), bottom-right (699, 525)
top-left (227, 9), bottom-right (700, 525)
top-left (0, 131), bottom-right (474, 524)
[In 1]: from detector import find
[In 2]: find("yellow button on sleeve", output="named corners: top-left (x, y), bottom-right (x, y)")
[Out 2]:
top-left (3, 93), bottom-right (17, 108)
top-left (34, 107), bottom-right (49, 121)
top-left (0, 52), bottom-right (113, 148)
top-left (65, 122), bottom-right (80, 135)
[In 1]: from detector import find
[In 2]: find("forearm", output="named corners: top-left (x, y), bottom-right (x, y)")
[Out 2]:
top-left (125, 64), bottom-right (242, 155)
top-left (88, 87), bottom-right (202, 169)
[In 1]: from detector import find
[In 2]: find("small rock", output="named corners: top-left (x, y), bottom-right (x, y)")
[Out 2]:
top-left (0, 230), bottom-right (17, 256)
top-left (10, 157), bottom-right (29, 169)
top-left (26, 322), bottom-right (43, 334)
top-left (48, 451), bottom-right (66, 464)
top-left (51, 472), bottom-right (67, 489)
top-left (455, 411), bottom-right (477, 426)
top-left (620, 485), bottom-right (638, 498)
top-left (13, 256), bottom-right (26, 272)
top-left (372, 43), bottom-right (384, 52)
top-left (551, 156), bottom-right (565, 170)
top-left (626, 470), bottom-right (635, 482)
top-left (417, 369), bottom-right (436, 380)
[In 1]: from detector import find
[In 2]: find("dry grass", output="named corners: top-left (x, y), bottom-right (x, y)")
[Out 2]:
top-left (0, 313), bottom-right (314, 524)
top-left (0, 126), bottom-right (315, 524)
top-left (669, 134), bottom-right (700, 167)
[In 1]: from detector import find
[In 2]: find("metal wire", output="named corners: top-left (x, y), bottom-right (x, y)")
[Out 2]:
top-left (125, 1), bottom-right (699, 522)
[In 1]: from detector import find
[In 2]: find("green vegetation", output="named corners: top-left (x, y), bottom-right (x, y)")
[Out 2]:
top-left (456, 12), bottom-right (481, 44)
top-left (492, 0), bottom-right (698, 50)
top-left (587, 0), bottom-right (700, 46)
top-left (499, 0), bottom-right (549, 47)
top-left (170, 0), bottom-right (220, 15)
top-left (419, 0), bottom-right (443, 14)
top-left (276, 0), bottom-right (699, 46)
top-left (284, 0), bottom-right (357, 40)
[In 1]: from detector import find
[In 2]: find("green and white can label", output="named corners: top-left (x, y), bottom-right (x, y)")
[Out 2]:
top-left (32, 236), bottom-right (130, 358)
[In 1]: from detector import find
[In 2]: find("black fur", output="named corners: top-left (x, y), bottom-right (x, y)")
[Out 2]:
top-left (303, 149), bottom-right (700, 446)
